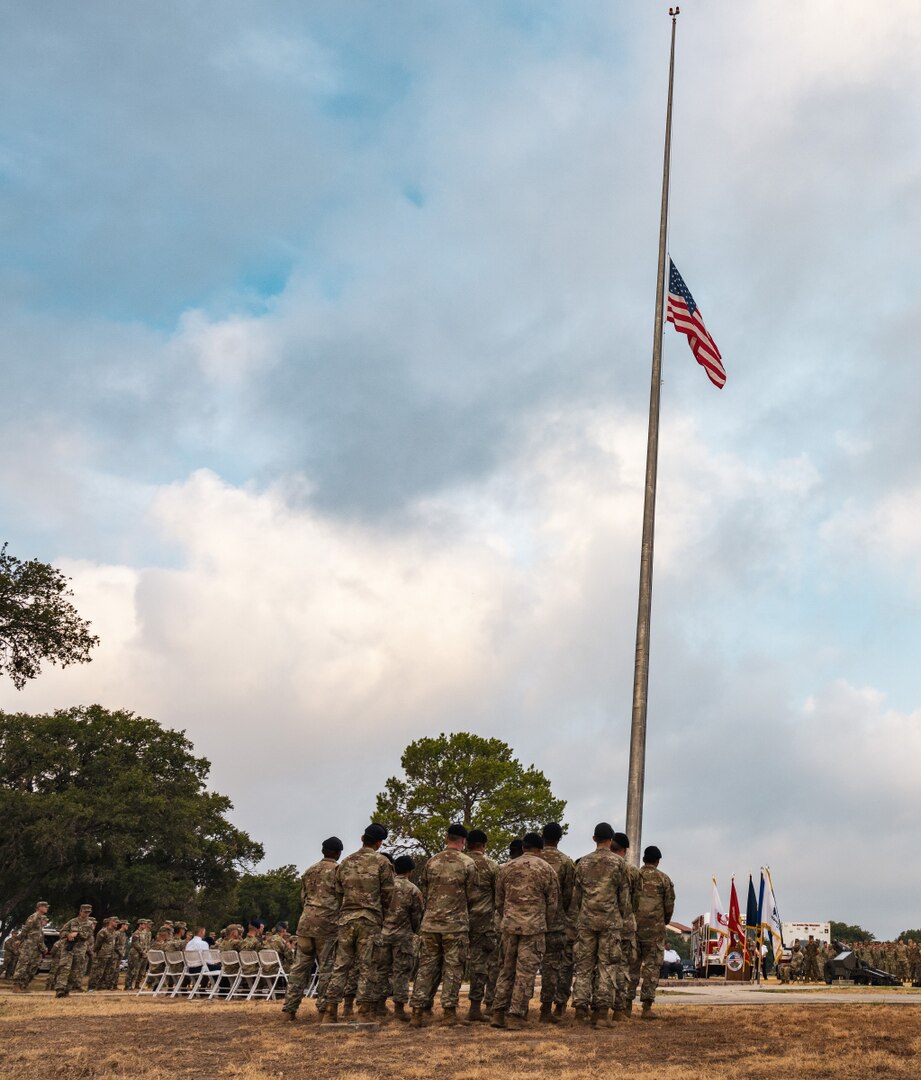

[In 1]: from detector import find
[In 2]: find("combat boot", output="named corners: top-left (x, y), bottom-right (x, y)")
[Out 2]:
top-left (539, 1001), bottom-right (558, 1024)
top-left (573, 1005), bottom-right (589, 1024)
top-left (490, 1008), bottom-right (507, 1029)
top-left (641, 1001), bottom-right (654, 1019)
top-left (624, 999), bottom-right (633, 1016)
top-left (320, 1002), bottom-right (339, 1025)
top-left (355, 1001), bottom-right (371, 1019)
top-left (507, 1013), bottom-right (528, 1030)
top-left (55, 989), bottom-right (69, 998)
top-left (590, 1007), bottom-right (607, 1028)
top-left (282, 1008), bottom-right (297, 1022)
top-left (342, 996), bottom-right (354, 1018)
top-left (393, 1001), bottom-right (410, 1022)
top-left (468, 1000), bottom-right (487, 1022)
top-left (374, 1000), bottom-right (389, 1019)
top-left (410, 1007), bottom-right (424, 1028)
top-left (442, 1006), bottom-right (458, 1026)
top-left (423, 1004), bottom-right (434, 1017)
top-left (553, 1002), bottom-right (566, 1019)
top-left (611, 1008), bottom-right (628, 1023)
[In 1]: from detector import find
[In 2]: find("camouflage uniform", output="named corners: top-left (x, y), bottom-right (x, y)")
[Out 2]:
top-left (55, 910), bottom-right (95, 993)
top-left (1, 932), bottom-right (20, 978)
top-left (896, 941), bottom-right (910, 983)
top-left (789, 944), bottom-right (804, 980)
top-left (105, 925), bottom-right (128, 989)
top-left (620, 861), bottom-right (642, 1009)
top-left (409, 848), bottom-right (478, 1011)
top-left (466, 849), bottom-right (499, 1009)
top-left (629, 865), bottom-right (675, 1006)
top-left (45, 939), bottom-right (63, 990)
top-left (282, 856), bottom-right (342, 1017)
top-left (803, 939), bottom-right (820, 982)
top-left (124, 924), bottom-right (152, 990)
top-left (374, 875), bottom-right (423, 1005)
top-left (571, 849), bottom-right (632, 1013)
top-left (492, 852), bottom-right (559, 1019)
top-left (325, 846), bottom-right (395, 1006)
top-left (538, 845), bottom-right (576, 1008)
top-left (14, 913), bottom-right (47, 990)
top-left (89, 923), bottom-right (116, 989)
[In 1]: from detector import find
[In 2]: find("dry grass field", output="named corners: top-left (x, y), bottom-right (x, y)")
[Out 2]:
top-left (2, 989), bottom-right (920, 1079)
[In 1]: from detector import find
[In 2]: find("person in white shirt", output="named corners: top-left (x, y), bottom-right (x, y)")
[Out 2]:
top-left (185, 927), bottom-right (209, 952)
top-left (662, 947), bottom-right (683, 979)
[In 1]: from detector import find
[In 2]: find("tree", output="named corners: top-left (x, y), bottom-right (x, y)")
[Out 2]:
top-left (374, 732), bottom-right (566, 860)
top-left (897, 930), bottom-right (921, 943)
top-left (830, 920), bottom-right (875, 942)
top-left (0, 705), bottom-right (263, 939)
top-left (0, 544), bottom-right (100, 688)
top-left (234, 865), bottom-right (302, 929)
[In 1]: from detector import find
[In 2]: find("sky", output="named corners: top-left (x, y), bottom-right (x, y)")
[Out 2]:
top-left (2, 1), bottom-right (921, 937)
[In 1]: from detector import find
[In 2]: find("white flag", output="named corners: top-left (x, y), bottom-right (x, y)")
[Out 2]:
top-left (760, 868), bottom-right (783, 962)
top-left (709, 878), bottom-right (729, 961)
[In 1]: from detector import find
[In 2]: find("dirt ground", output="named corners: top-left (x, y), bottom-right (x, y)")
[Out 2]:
top-left (2, 988), bottom-right (920, 1079)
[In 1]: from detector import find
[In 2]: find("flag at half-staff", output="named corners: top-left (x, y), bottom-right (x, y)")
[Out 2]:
top-left (666, 259), bottom-right (726, 388)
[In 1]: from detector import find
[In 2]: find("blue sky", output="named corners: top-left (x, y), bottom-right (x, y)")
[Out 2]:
top-left (2, 1), bottom-right (921, 935)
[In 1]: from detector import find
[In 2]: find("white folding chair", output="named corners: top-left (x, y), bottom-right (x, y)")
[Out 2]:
top-left (208, 951), bottom-right (241, 1000)
top-left (155, 952), bottom-right (185, 996)
top-left (137, 950), bottom-right (166, 996)
top-left (171, 949), bottom-right (205, 997)
top-left (230, 950), bottom-right (261, 1000)
top-left (190, 949), bottom-right (222, 997)
top-left (247, 950), bottom-right (288, 1000)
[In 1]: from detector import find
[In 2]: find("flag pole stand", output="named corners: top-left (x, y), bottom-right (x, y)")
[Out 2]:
top-left (624, 5), bottom-right (680, 866)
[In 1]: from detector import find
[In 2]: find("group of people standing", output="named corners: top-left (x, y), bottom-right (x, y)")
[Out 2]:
top-left (282, 819), bottom-right (675, 1029)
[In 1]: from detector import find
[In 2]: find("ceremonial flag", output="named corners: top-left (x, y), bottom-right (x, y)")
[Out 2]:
top-left (666, 259), bottom-right (726, 389)
top-left (728, 877), bottom-right (746, 957)
top-left (760, 867), bottom-right (784, 962)
top-left (709, 878), bottom-right (729, 961)
top-left (745, 875), bottom-right (760, 962)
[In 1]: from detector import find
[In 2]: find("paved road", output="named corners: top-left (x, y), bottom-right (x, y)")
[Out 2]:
top-left (659, 983), bottom-right (921, 1005)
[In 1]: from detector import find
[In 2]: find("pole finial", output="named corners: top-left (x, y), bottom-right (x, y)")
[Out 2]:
top-left (669, 6), bottom-right (680, 17)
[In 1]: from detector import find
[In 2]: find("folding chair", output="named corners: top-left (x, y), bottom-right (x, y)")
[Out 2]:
top-left (171, 949), bottom-right (205, 998)
top-left (137, 950), bottom-right (166, 996)
top-left (155, 951), bottom-right (185, 996)
top-left (248, 950), bottom-right (289, 1000)
top-left (208, 951), bottom-right (241, 1000)
top-left (190, 949), bottom-right (222, 997)
top-left (230, 950), bottom-right (261, 1000)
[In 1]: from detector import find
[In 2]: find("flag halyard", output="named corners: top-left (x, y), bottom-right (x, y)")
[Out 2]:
top-left (666, 259), bottom-right (726, 389)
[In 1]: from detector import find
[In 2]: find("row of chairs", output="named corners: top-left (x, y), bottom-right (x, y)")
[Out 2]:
top-left (138, 949), bottom-right (289, 1001)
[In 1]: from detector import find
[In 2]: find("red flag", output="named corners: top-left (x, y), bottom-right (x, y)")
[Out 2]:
top-left (728, 878), bottom-right (747, 960)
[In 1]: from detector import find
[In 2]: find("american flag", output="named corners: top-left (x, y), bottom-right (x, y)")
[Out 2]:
top-left (665, 259), bottom-right (726, 389)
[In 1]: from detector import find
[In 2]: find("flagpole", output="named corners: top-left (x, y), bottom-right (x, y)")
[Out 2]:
top-left (624, 7), bottom-right (679, 865)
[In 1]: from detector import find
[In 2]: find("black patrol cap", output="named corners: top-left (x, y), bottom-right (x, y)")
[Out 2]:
top-left (467, 829), bottom-right (488, 845)
top-left (542, 823), bottom-right (563, 844)
top-left (447, 823), bottom-right (468, 839)
top-left (644, 845), bottom-right (663, 863)
top-left (613, 832), bottom-right (630, 850)
top-left (394, 855), bottom-right (416, 874)
top-left (593, 822), bottom-right (615, 842)
top-left (509, 838), bottom-right (524, 857)
top-left (522, 832), bottom-right (544, 850)
top-left (363, 823), bottom-right (388, 843)
top-left (322, 836), bottom-right (344, 853)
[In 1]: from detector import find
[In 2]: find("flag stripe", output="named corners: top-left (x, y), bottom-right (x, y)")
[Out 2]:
top-left (665, 259), bottom-right (726, 389)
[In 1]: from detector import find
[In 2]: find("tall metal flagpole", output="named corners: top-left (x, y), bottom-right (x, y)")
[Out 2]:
top-left (624, 7), bottom-right (679, 866)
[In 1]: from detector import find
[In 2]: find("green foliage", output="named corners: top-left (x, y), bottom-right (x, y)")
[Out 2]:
top-left (234, 865), bottom-right (301, 929)
top-left (666, 928), bottom-right (691, 961)
top-left (374, 732), bottom-right (566, 859)
top-left (0, 544), bottom-right (99, 688)
top-left (830, 920), bottom-right (875, 942)
top-left (897, 930), bottom-right (921, 943)
top-left (0, 705), bottom-right (263, 938)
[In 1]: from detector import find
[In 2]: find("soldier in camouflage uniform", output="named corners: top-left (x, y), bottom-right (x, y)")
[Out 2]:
top-left (1, 930), bottom-right (21, 979)
top-left (88, 916), bottom-right (118, 990)
top-left (538, 822), bottom-right (576, 1022)
top-left (789, 942), bottom-right (804, 981)
top-left (105, 920), bottom-right (129, 989)
top-left (612, 833), bottom-right (641, 1017)
top-left (282, 837), bottom-right (343, 1021)
top-left (124, 920), bottom-right (152, 991)
top-left (45, 937), bottom-right (64, 990)
top-left (490, 833), bottom-right (559, 1029)
top-left (323, 823), bottom-right (394, 1024)
top-left (465, 829), bottom-right (499, 1022)
top-left (55, 904), bottom-right (95, 996)
top-left (373, 854), bottom-right (423, 1020)
top-left (571, 823), bottom-right (632, 1026)
top-left (12, 901), bottom-right (49, 992)
top-left (803, 936), bottom-right (820, 982)
top-left (410, 823), bottom-right (478, 1027)
top-left (629, 846), bottom-right (675, 1018)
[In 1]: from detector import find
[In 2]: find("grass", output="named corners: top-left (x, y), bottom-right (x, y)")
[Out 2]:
top-left (1, 986), bottom-right (920, 1078)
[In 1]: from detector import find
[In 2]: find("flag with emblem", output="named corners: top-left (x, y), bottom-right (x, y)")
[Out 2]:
top-left (666, 259), bottom-right (726, 388)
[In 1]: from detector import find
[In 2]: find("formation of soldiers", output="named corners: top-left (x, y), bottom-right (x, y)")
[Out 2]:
top-left (3, 819), bottom-right (676, 1026)
top-left (282, 820), bottom-right (674, 1028)
top-left (775, 936), bottom-right (921, 984)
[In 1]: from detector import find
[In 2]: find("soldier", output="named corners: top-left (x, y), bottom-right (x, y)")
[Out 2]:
top-left (629, 846), bottom-right (675, 1019)
top-left (124, 919), bottom-right (152, 991)
top-left (88, 916), bottom-right (118, 990)
top-left (490, 832), bottom-right (559, 1029)
top-left (374, 854), bottom-right (423, 1021)
top-left (55, 904), bottom-right (95, 997)
top-left (323, 823), bottom-right (394, 1024)
top-left (282, 837), bottom-right (344, 1022)
top-left (1, 930), bottom-right (21, 979)
top-left (106, 920), bottom-right (129, 990)
top-left (612, 832), bottom-right (641, 1017)
top-left (409, 823), bottom-right (478, 1027)
top-left (45, 937), bottom-right (64, 990)
top-left (803, 936), bottom-right (820, 982)
top-left (13, 901), bottom-right (49, 992)
top-left (789, 941), bottom-right (804, 981)
top-left (538, 822), bottom-right (576, 1022)
top-left (465, 828), bottom-right (499, 1022)
top-left (896, 940), bottom-right (910, 984)
top-left (570, 823), bottom-right (632, 1027)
